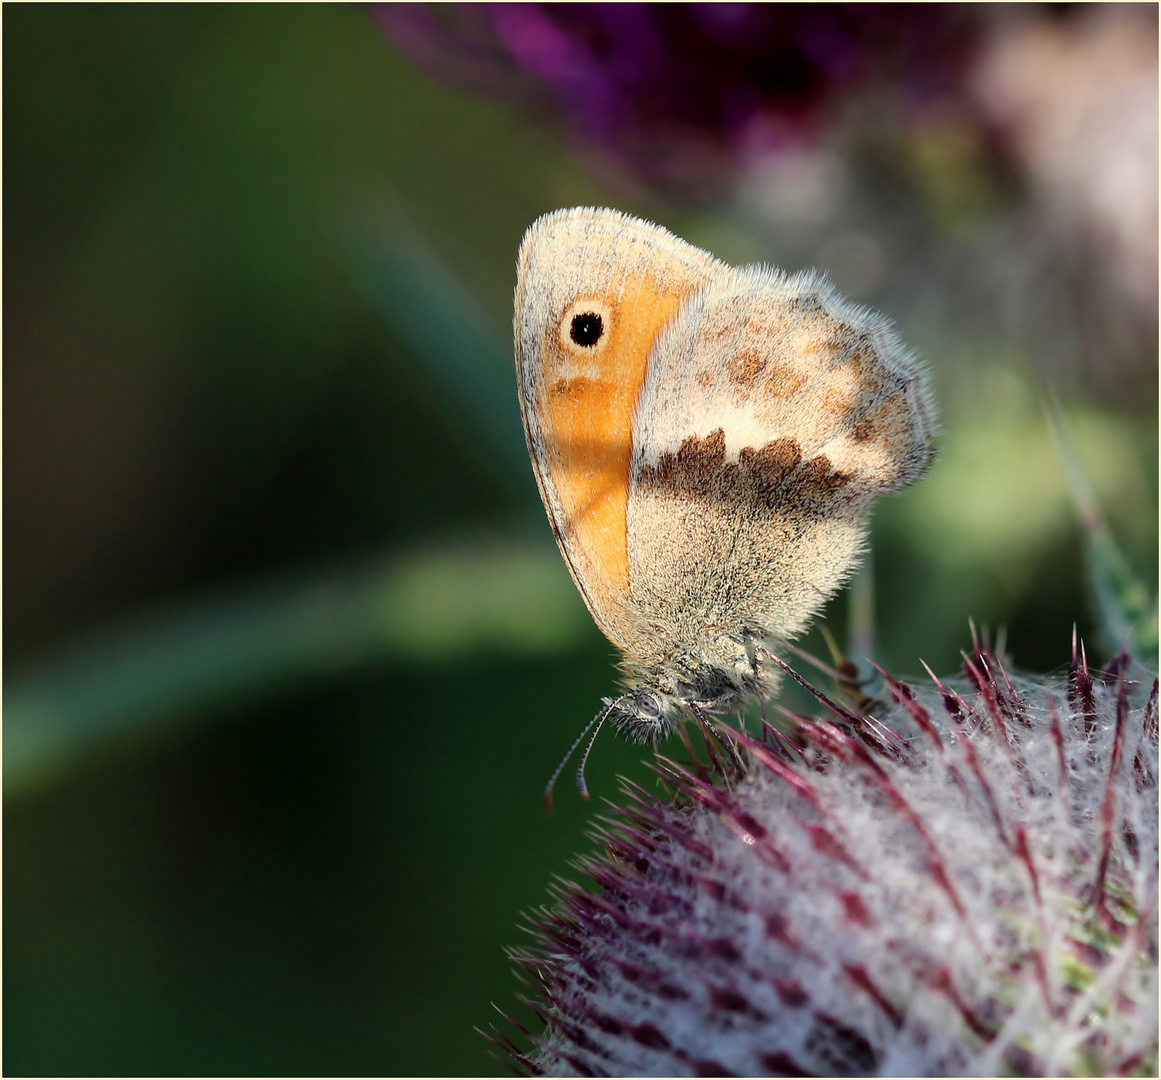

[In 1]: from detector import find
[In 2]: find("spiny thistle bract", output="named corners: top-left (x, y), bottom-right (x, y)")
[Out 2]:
top-left (495, 640), bottom-right (1158, 1077)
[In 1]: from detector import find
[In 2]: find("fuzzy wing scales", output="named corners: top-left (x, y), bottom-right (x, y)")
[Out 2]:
top-left (626, 266), bottom-right (935, 648)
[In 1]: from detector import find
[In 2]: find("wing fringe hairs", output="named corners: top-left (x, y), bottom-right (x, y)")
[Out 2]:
top-left (492, 637), bottom-right (1158, 1078)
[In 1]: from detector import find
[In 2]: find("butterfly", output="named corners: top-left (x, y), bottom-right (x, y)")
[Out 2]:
top-left (514, 207), bottom-right (934, 800)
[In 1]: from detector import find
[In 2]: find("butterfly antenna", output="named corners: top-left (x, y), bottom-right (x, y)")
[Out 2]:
top-left (543, 699), bottom-right (616, 814)
top-left (574, 708), bottom-right (613, 801)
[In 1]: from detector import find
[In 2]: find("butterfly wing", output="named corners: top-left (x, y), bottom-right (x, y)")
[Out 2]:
top-left (626, 264), bottom-right (935, 652)
top-left (514, 208), bottom-right (726, 652)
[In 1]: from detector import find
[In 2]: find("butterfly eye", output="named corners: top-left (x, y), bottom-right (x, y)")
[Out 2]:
top-left (569, 311), bottom-right (604, 347)
top-left (634, 692), bottom-right (661, 719)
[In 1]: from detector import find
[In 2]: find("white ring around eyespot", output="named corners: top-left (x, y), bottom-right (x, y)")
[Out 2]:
top-left (559, 298), bottom-right (612, 354)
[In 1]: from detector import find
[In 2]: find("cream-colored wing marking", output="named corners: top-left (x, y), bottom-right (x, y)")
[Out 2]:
top-left (627, 265), bottom-right (934, 648)
top-left (514, 207), bottom-right (725, 651)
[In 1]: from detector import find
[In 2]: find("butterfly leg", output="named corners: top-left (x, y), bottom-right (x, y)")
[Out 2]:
top-left (689, 702), bottom-right (746, 784)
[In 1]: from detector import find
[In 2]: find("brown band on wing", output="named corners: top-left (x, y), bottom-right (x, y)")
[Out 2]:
top-left (636, 428), bottom-right (854, 518)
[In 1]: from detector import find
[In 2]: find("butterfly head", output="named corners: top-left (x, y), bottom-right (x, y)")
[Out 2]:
top-left (605, 688), bottom-right (684, 743)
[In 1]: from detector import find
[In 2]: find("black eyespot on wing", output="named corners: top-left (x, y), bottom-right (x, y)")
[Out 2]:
top-left (570, 311), bottom-right (604, 347)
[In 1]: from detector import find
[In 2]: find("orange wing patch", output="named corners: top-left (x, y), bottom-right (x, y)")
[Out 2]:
top-left (536, 274), bottom-right (693, 595)
top-left (515, 208), bottom-right (726, 649)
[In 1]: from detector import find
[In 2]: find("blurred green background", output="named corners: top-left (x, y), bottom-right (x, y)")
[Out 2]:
top-left (5, 5), bottom-right (1156, 1076)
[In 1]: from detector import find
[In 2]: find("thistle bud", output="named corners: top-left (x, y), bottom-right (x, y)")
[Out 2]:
top-left (500, 643), bottom-right (1158, 1077)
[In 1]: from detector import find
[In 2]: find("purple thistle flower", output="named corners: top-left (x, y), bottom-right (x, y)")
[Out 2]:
top-left (374, 3), bottom-right (980, 196)
top-left (497, 640), bottom-right (1158, 1076)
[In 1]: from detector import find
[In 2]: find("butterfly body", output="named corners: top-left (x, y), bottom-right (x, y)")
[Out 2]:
top-left (515, 207), bottom-right (934, 741)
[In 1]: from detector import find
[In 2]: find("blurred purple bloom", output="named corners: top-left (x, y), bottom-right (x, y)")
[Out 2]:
top-left (374, 3), bottom-right (979, 195)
